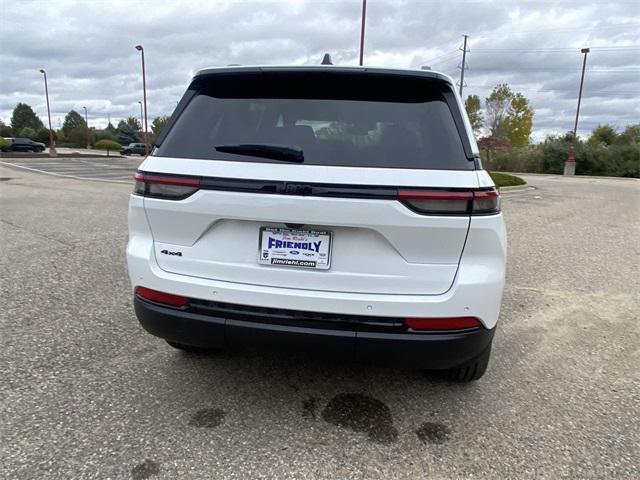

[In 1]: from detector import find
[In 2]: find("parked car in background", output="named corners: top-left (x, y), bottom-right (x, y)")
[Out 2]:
top-left (1, 137), bottom-right (46, 153)
top-left (120, 143), bottom-right (149, 156)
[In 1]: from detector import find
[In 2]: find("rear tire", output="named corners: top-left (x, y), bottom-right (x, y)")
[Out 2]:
top-left (166, 340), bottom-right (217, 353)
top-left (444, 342), bottom-right (492, 382)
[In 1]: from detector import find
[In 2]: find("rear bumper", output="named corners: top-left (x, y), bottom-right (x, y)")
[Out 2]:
top-left (134, 296), bottom-right (495, 369)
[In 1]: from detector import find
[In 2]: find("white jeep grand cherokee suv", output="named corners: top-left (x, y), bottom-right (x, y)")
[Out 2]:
top-left (127, 65), bottom-right (506, 381)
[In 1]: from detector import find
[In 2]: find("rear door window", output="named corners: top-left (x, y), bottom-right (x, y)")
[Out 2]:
top-left (155, 72), bottom-right (472, 170)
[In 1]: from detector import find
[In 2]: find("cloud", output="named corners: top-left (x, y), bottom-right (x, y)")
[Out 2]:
top-left (1, 0), bottom-right (638, 141)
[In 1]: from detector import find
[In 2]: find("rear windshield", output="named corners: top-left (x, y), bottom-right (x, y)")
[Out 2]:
top-left (155, 72), bottom-right (472, 170)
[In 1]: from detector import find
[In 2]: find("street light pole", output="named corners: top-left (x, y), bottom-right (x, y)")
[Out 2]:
top-left (359, 0), bottom-right (367, 66)
top-left (138, 101), bottom-right (144, 134)
top-left (565, 47), bottom-right (590, 176)
top-left (135, 45), bottom-right (149, 155)
top-left (39, 69), bottom-right (56, 156)
top-left (458, 34), bottom-right (469, 96)
top-left (82, 106), bottom-right (90, 150)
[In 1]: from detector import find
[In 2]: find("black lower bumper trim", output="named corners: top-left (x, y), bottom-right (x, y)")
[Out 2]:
top-left (134, 297), bottom-right (495, 369)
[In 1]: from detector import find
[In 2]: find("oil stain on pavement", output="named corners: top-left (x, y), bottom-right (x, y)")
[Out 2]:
top-left (131, 459), bottom-right (160, 479)
top-left (321, 393), bottom-right (398, 444)
top-left (188, 408), bottom-right (226, 428)
top-left (302, 396), bottom-right (319, 419)
top-left (415, 422), bottom-right (451, 444)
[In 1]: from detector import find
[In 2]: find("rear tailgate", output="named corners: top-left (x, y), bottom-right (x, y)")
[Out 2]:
top-left (141, 68), bottom-right (479, 296)
top-left (141, 159), bottom-right (478, 295)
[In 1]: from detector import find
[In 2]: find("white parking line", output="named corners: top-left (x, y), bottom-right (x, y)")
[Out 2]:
top-left (0, 161), bottom-right (133, 184)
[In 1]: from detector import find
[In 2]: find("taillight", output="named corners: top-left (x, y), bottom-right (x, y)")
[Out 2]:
top-left (472, 189), bottom-right (501, 214)
top-left (404, 317), bottom-right (482, 331)
top-left (134, 172), bottom-right (200, 200)
top-left (398, 188), bottom-right (500, 215)
top-left (135, 286), bottom-right (189, 307)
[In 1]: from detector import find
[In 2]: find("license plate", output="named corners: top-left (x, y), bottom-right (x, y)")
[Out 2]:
top-left (258, 227), bottom-right (332, 270)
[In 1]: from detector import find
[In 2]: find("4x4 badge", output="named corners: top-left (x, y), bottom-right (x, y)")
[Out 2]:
top-left (160, 249), bottom-right (182, 257)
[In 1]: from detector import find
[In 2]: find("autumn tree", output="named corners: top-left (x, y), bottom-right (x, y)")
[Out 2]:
top-left (464, 95), bottom-right (483, 136)
top-left (485, 84), bottom-right (533, 148)
top-left (150, 115), bottom-right (169, 143)
top-left (0, 119), bottom-right (13, 137)
top-left (126, 116), bottom-right (142, 131)
top-left (477, 135), bottom-right (511, 167)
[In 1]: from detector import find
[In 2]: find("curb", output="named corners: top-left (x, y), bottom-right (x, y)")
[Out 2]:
top-left (499, 185), bottom-right (534, 192)
top-left (499, 172), bottom-right (639, 181)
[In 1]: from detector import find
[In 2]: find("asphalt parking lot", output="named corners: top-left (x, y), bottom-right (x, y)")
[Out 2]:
top-left (1, 164), bottom-right (638, 479)
top-left (0, 156), bottom-right (142, 183)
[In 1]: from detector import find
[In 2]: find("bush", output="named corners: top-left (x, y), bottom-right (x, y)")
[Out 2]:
top-left (0, 137), bottom-right (11, 152)
top-left (485, 147), bottom-right (544, 173)
top-left (490, 172), bottom-right (526, 187)
top-left (95, 139), bottom-right (122, 156)
top-left (63, 127), bottom-right (93, 148)
top-left (480, 133), bottom-right (639, 178)
top-left (94, 129), bottom-right (118, 144)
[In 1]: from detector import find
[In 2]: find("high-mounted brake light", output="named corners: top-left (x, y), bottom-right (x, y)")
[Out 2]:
top-left (134, 172), bottom-right (200, 200)
top-left (398, 188), bottom-right (500, 215)
top-left (135, 286), bottom-right (189, 307)
top-left (404, 317), bottom-right (482, 331)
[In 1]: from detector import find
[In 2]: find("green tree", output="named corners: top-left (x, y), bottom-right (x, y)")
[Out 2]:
top-left (150, 115), bottom-right (169, 143)
top-left (10, 103), bottom-right (44, 134)
top-left (116, 120), bottom-right (140, 145)
top-left (464, 95), bottom-right (483, 136)
top-left (18, 127), bottom-right (38, 140)
top-left (60, 111), bottom-right (89, 147)
top-left (62, 110), bottom-right (86, 137)
top-left (617, 124), bottom-right (640, 145)
top-left (485, 84), bottom-right (534, 148)
top-left (36, 128), bottom-right (56, 145)
top-left (95, 139), bottom-right (121, 156)
top-left (588, 124), bottom-right (618, 146)
top-left (105, 122), bottom-right (117, 134)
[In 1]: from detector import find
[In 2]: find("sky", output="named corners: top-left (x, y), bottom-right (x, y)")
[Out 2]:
top-left (0, 0), bottom-right (638, 141)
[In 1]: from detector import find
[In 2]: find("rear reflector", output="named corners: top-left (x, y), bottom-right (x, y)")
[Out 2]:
top-left (404, 317), bottom-right (482, 331)
top-left (135, 286), bottom-right (189, 307)
top-left (134, 172), bottom-right (200, 200)
top-left (398, 188), bottom-right (500, 215)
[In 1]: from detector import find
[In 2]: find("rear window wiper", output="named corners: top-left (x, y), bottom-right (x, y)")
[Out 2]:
top-left (214, 144), bottom-right (304, 163)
